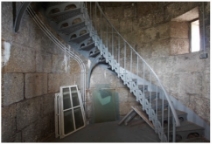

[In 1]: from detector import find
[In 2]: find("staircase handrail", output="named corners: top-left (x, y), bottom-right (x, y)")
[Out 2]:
top-left (88, 2), bottom-right (180, 127)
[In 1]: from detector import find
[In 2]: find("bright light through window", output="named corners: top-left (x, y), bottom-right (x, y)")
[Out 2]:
top-left (191, 20), bottom-right (200, 52)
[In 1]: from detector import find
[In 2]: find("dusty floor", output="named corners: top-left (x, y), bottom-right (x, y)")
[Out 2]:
top-left (51, 120), bottom-right (160, 142)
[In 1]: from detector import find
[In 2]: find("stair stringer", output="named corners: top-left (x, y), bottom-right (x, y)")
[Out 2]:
top-left (84, 20), bottom-right (168, 142)
top-left (40, 2), bottom-right (174, 142)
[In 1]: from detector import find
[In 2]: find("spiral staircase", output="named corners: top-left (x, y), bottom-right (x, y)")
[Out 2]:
top-left (24, 2), bottom-right (207, 142)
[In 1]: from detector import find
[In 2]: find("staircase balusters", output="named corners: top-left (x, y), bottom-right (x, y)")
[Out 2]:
top-left (83, 2), bottom-right (180, 142)
top-left (136, 55), bottom-right (138, 76)
top-left (118, 35), bottom-right (120, 65)
top-left (173, 117), bottom-right (176, 142)
top-left (167, 105), bottom-right (170, 141)
top-left (161, 93), bottom-right (164, 129)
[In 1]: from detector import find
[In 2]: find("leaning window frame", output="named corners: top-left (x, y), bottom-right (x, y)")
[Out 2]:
top-left (55, 85), bottom-right (86, 139)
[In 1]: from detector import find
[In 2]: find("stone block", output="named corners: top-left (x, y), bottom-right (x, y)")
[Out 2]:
top-left (117, 87), bottom-right (129, 102)
top-left (25, 73), bottom-right (47, 99)
top-left (170, 21), bottom-right (189, 39)
top-left (128, 92), bottom-right (136, 102)
top-left (105, 7), bottom-right (124, 19)
top-left (124, 7), bottom-right (133, 18)
top-left (119, 103), bottom-right (131, 116)
top-left (174, 53), bottom-right (206, 73)
top-left (41, 94), bottom-right (55, 116)
top-left (170, 38), bottom-right (189, 55)
top-left (1, 2), bottom-right (31, 43)
top-left (109, 19), bottom-right (120, 31)
top-left (119, 102), bottom-right (140, 116)
top-left (86, 90), bottom-right (92, 103)
top-left (132, 19), bottom-right (140, 32)
top-left (22, 115), bottom-right (54, 142)
top-left (155, 22), bottom-right (170, 40)
top-left (12, 18), bottom-right (30, 45)
top-left (36, 53), bottom-right (52, 73)
top-left (48, 74), bottom-right (73, 93)
top-left (188, 96), bottom-right (210, 124)
top-left (85, 103), bottom-right (93, 119)
top-left (2, 104), bottom-right (17, 142)
top-left (165, 2), bottom-right (199, 20)
top-left (153, 11), bottom-right (165, 25)
top-left (52, 54), bottom-right (70, 73)
top-left (160, 73), bottom-right (180, 98)
top-left (120, 20), bottom-right (132, 34)
top-left (17, 97), bottom-right (41, 130)
top-left (178, 72), bottom-right (202, 97)
top-left (139, 14), bottom-right (154, 28)
top-left (1, 2), bottom-right (13, 41)
top-left (39, 114), bottom-right (55, 140)
top-left (22, 120), bottom-right (42, 142)
top-left (143, 27), bottom-right (158, 42)
top-left (28, 19), bottom-right (42, 50)
top-left (2, 43), bottom-right (36, 73)
top-left (136, 2), bottom-right (153, 17)
top-left (14, 132), bottom-right (22, 142)
top-left (116, 78), bottom-right (126, 88)
top-left (2, 73), bottom-right (24, 106)
top-left (151, 39), bottom-right (170, 57)
top-left (202, 72), bottom-right (210, 99)
top-left (205, 26), bottom-right (210, 49)
top-left (137, 43), bottom-right (152, 59)
top-left (70, 59), bottom-right (81, 75)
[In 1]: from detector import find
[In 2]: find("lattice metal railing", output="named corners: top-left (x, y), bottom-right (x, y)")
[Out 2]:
top-left (82, 2), bottom-right (180, 142)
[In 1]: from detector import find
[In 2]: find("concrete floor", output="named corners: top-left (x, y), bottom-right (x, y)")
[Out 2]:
top-left (52, 120), bottom-right (160, 142)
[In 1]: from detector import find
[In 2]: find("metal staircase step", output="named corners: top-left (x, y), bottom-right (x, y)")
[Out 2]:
top-left (138, 85), bottom-right (148, 92)
top-left (97, 56), bottom-right (106, 63)
top-left (80, 42), bottom-right (95, 50)
top-left (144, 91), bottom-right (157, 101)
top-left (89, 48), bottom-right (100, 57)
top-left (176, 121), bottom-right (204, 132)
top-left (132, 79), bottom-right (137, 84)
top-left (157, 109), bottom-right (187, 123)
top-left (59, 22), bottom-right (86, 35)
top-left (166, 121), bottom-right (204, 142)
top-left (48, 8), bottom-right (82, 23)
top-left (39, 2), bottom-right (207, 142)
top-left (69, 33), bottom-right (90, 43)
top-left (151, 99), bottom-right (168, 110)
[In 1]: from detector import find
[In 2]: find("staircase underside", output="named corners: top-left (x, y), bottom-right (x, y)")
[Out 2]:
top-left (27, 2), bottom-right (209, 142)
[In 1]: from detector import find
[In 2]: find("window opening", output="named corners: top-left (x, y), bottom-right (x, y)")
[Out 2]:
top-left (190, 20), bottom-right (200, 52)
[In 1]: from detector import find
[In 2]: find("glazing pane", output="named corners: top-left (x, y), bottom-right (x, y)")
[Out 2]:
top-left (74, 107), bottom-right (84, 129)
top-left (71, 87), bottom-right (79, 107)
top-left (64, 110), bottom-right (74, 134)
top-left (63, 88), bottom-right (72, 110)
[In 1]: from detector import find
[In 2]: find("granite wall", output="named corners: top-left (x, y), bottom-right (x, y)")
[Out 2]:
top-left (1, 2), bottom-right (76, 142)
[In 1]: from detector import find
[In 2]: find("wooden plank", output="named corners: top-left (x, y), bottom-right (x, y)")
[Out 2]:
top-left (131, 106), bottom-right (155, 130)
top-left (124, 111), bottom-right (137, 125)
top-left (118, 109), bottom-right (134, 125)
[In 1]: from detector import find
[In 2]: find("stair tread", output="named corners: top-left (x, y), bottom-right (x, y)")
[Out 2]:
top-left (49, 8), bottom-right (82, 23)
top-left (89, 48), bottom-right (100, 57)
top-left (176, 121), bottom-right (204, 132)
top-left (70, 33), bottom-right (90, 43)
top-left (157, 109), bottom-right (187, 118)
top-left (151, 99), bottom-right (168, 106)
top-left (144, 91), bottom-right (156, 95)
top-left (59, 22), bottom-right (85, 34)
top-left (80, 43), bottom-right (95, 50)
